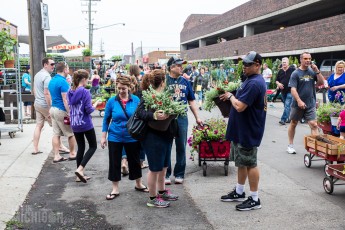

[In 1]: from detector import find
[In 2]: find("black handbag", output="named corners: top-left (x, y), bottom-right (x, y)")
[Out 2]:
top-left (117, 100), bottom-right (147, 141)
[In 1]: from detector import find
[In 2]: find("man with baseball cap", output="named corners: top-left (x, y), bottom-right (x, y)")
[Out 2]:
top-left (165, 56), bottom-right (203, 185)
top-left (219, 51), bottom-right (267, 211)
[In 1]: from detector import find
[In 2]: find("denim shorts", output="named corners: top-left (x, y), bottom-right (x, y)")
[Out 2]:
top-left (142, 131), bottom-right (173, 172)
top-left (230, 142), bottom-right (257, 168)
top-left (340, 126), bottom-right (345, 132)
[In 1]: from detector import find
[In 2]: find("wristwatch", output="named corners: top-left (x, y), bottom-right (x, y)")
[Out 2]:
top-left (228, 93), bottom-right (233, 100)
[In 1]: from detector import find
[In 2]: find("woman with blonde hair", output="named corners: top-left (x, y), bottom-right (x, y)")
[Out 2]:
top-left (327, 60), bottom-right (345, 103)
top-left (101, 76), bottom-right (148, 200)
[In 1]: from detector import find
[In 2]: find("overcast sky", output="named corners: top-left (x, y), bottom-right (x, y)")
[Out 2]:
top-left (2, 0), bottom-right (249, 57)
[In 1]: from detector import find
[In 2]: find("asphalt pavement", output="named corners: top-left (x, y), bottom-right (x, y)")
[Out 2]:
top-left (2, 98), bottom-right (345, 229)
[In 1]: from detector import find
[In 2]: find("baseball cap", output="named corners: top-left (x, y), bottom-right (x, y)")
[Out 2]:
top-left (239, 51), bottom-right (262, 64)
top-left (26, 65), bottom-right (30, 70)
top-left (167, 56), bottom-right (187, 67)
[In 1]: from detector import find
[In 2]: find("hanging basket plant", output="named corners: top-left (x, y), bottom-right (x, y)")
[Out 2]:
top-left (0, 21), bottom-right (17, 66)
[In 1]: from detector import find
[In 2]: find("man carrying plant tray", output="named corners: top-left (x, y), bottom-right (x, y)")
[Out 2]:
top-left (165, 56), bottom-right (203, 185)
top-left (219, 51), bottom-right (267, 211)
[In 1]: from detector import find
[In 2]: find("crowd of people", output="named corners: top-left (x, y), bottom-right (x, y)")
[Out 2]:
top-left (28, 51), bottom-right (343, 211)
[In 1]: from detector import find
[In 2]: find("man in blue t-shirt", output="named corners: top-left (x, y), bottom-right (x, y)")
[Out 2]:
top-left (165, 56), bottom-right (203, 185)
top-left (48, 62), bottom-right (76, 163)
top-left (219, 51), bottom-right (267, 211)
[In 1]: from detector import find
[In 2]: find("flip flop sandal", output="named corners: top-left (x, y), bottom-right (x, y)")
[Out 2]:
top-left (75, 172), bottom-right (87, 183)
top-left (106, 193), bottom-right (120, 200)
top-left (76, 176), bottom-right (91, 182)
top-left (32, 151), bottom-right (43, 155)
top-left (59, 149), bottom-right (70, 154)
top-left (53, 157), bottom-right (68, 163)
top-left (135, 186), bottom-right (149, 193)
top-left (141, 164), bottom-right (149, 169)
top-left (68, 157), bottom-right (77, 161)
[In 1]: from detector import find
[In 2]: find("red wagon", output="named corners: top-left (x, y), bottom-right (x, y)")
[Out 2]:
top-left (304, 135), bottom-right (345, 176)
top-left (196, 124), bottom-right (231, 176)
top-left (323, 164), bottom-right (345, 194)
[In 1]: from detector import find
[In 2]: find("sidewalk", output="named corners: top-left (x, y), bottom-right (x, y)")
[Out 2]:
top-left (0, 122), bottom-right (52, 230)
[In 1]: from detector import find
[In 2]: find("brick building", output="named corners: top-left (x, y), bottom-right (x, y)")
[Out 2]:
top-left (180, 0), bottom-right (345, 63)
top-left (142, 50), bottom-right (180, 65)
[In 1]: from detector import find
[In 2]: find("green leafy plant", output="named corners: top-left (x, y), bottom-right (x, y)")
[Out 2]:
top-left (0, 23), bottom-right (17, 64)
top-left (317, 102), bottom-right (342, 123)
top-left (82, 48), bottom-right (92, 57)
top-left (188, 118), bottom-right (228, 157)
top-left (141, 85), bottom-right (188, 116)
top-left (203, 79), bottom-right (241, 111)
top-left (110, 55), bottom-right (122, 61)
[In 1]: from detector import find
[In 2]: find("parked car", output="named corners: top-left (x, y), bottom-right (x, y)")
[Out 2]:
top-left (320, 59), bottom-right (343, 78)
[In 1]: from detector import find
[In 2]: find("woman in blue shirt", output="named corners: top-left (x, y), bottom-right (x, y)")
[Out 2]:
top-left (328, 60), bottom-right (345, 103)
top-left (101, 76), bottom-right (148, 200)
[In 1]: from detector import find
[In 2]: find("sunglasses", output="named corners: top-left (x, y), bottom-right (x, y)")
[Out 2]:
top-left (50, 63), bottom-right (56, 66)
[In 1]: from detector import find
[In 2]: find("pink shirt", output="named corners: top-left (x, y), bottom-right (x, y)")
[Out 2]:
top-left (340, 110), bottom-right (345, 126)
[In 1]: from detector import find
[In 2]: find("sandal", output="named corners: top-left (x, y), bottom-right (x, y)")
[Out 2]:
top-left (121, 166), bottom-right (129, 176)
top-left (32, 151), bottom-right (43, 155)
top-left (76, 176), bottom-right (91, 182)
top-left (75, 172), bottom-right (87, 183)
top-left (106, 193), bottom-right (120, 200)
top-left (135, 186), bottom-right (149, 193)
top-left (53, 157), bottom-right (68, 163)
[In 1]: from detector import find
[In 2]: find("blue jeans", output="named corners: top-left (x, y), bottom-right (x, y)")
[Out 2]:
top-left (266, 82), bottom-right (270, 89)
top-left (166, 115), bottom-right (188, 178)
top-left (281, 93), bottom-right (292, 122)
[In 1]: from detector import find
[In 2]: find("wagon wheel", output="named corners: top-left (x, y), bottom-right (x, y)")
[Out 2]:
top-left (202, 162), bottom-right (207, 177)
top-left (304, 154), bottom-right (312, 168)
top-left (324, 163), bottom-right (331, 177)
top-left (198, 155), bottom-right (201, 166)
top-left (323, 177), bottom-right (334, 194)
top-left (9, 132), bottom-right (15, 138)
top-left (99, 111), bottom-right (105, 117)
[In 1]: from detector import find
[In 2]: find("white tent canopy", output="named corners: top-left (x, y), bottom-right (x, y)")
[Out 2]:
top-left (61, 48), bottom-right (105, 57)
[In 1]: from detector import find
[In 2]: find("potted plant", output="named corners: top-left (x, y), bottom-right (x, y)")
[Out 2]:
top-left (188, 118), bottom-right (230, 161)
top-left (0, 23), bottom-right (17, 68)
top-left (141, 85), bottom-right (187, 131)
top-left (316, 102), bottom-right (342, 132)
top-left (82, 48), bottom-right (92, 62)
top-left (204, 79), bottom-right (241, 117)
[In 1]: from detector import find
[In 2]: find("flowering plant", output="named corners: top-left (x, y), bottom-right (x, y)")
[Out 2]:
top-left (0, 21), bottom-right (17, 64)
top-left (141, 85), bottom-right (188, 116)
top-left (188, 118), bottom-right (228, 160)
top-left (203, 79), bottom-right (241, 111)
top-left (317, 102), bottom-right (342, 123)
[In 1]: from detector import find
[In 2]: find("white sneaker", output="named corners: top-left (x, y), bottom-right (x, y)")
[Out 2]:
top-left (287, 146), bottom-right (296, 154)
top-left (165, 178), bottom-right (171, 185)
top-left (175, 177), bottom-right (184, 184)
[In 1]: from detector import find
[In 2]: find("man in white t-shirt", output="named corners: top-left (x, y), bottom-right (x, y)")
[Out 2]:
top-left (262, 63), bottom-right (272, 89)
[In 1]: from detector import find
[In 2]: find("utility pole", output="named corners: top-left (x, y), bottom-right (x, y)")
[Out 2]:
top-left (27, 0), bottom-right (45, 79)
top-left (81, 0), bottom-right (100, 53)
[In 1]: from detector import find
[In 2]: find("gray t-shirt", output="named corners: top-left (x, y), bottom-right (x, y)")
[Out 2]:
top-left (34, 69), bottom-right (51, 107)
top-left (288, 68), bottom-right (317, 109)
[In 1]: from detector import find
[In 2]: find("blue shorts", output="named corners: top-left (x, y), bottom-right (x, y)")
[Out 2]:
top-left (340, 126), bottom-right (345, 132)
top-left (142, 131), bottom-right (173, 172)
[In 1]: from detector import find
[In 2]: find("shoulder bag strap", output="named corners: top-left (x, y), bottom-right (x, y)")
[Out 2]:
top-left (117, 99), bottom-right (130, 119)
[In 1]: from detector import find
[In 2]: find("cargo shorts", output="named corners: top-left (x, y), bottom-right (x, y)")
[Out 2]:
top-left (230, 142), bottom-right (257, 168)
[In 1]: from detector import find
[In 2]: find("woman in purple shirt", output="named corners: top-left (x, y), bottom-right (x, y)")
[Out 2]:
top-left (68, 69), bottom-right (100, 183)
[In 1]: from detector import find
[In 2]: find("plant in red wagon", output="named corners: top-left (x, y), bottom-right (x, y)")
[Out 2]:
top-left (204, 80), bottom-right (241, 117)
top-left (142, 85), bottom-right (188, 131)
top-left (188, 118), bottom-right (230, 161)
